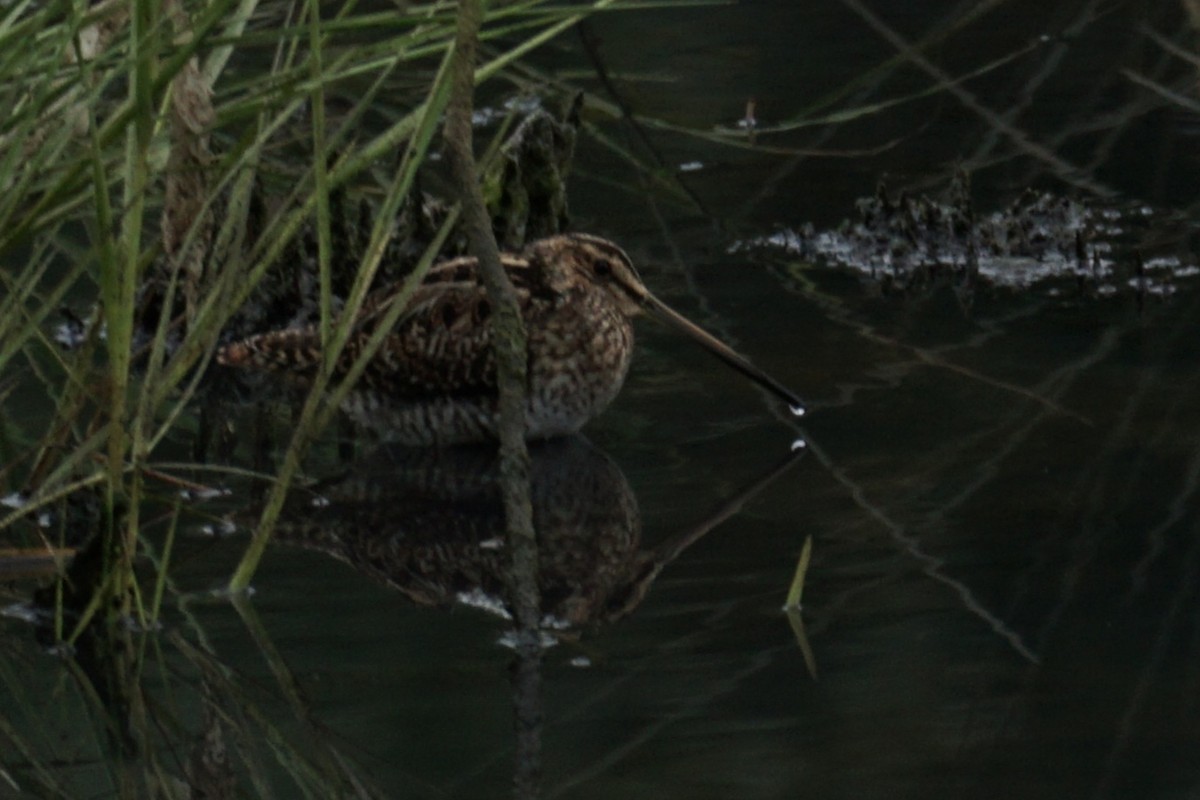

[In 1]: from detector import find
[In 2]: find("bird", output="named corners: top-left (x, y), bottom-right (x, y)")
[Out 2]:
top-left (216, 233), bottom-right (804, 445)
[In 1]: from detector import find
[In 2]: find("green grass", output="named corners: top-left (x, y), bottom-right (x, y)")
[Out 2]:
top-left (0, 0), bottom-right (638, 601)
top-left (0, 2), bottom-right (631, 791)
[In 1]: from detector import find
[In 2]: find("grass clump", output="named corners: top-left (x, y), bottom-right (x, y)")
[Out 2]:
top-left (0, 0), bottom-right (627, 646)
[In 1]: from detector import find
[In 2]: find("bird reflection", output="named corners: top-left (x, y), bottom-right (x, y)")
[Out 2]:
top-left (261, 436), bottom-right (802, 799)
top-left (270, 436), bottom-right (801, 633)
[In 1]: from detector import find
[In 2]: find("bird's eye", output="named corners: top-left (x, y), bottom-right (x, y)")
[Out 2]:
top-left (594, 259), bottom-right (613, 277)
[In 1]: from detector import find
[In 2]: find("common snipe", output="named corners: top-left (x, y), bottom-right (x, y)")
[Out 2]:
top-left (217, 233), bottom-right (803, 444)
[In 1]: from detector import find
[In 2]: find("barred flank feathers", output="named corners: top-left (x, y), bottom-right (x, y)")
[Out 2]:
top-left (216, 329), bottom-right (323, 373)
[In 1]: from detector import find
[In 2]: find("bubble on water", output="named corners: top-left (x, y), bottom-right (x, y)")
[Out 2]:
top-left (789, 404), bottom-right (806, 417)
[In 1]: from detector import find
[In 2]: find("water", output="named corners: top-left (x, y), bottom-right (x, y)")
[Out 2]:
top-left (4, 0), bottom-right (1200, 797)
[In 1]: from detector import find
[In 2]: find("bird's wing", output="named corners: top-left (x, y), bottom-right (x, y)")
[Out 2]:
top-left (343, 252), bottom-right (546, 398)
top-left (216, 254), bottom-right (542, 400)
top-left (346, 278), bottom-right (507, 398)
top-left (216, 277), bottom-right (535, 402)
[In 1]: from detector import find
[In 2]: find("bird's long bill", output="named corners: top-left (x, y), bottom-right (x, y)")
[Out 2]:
top-left (642, 294), bottom-right (806, 415)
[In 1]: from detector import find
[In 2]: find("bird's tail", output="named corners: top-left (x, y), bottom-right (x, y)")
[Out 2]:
top-left (216, 328), bottom-right (323, 374)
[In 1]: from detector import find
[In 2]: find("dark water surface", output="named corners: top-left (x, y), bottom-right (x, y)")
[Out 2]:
top-left (5, 1), bottom-right (1200, 797)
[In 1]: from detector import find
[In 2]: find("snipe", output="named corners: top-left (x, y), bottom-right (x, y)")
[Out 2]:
top-left (217, 233), bottom-right (803, 445)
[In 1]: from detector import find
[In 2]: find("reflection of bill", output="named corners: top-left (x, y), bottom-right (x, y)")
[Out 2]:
top-left (270, 436), bottom-right (805, 636)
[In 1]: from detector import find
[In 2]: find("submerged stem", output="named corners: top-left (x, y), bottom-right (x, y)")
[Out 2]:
top-left (443, 0), bottom-right (537, 549)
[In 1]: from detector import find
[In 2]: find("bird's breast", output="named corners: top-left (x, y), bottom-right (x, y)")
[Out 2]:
top-left (524, 292), bottom-right (635, 438)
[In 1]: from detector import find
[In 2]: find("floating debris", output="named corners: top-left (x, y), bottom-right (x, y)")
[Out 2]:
top-left (732, 176), bottom-right (1199, 296)
top-left (1128, 277), bottom-right (1177, 297)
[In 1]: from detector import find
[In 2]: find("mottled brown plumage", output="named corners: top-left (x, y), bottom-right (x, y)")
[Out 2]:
top-left (217, 233), bottom-right (803, 444)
